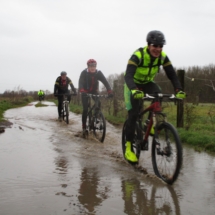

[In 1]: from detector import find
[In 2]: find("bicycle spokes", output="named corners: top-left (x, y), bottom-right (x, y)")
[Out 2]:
top-left (152, 123), bottom-right (182, 184)
top-left (92, 112), bottom-right (106, 143)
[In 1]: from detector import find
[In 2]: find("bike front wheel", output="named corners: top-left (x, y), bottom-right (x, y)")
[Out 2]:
top-left (65, 103), bottom-right (69, 124)
top-left (152, 122), bottom-right (183, 184)
top-left (93, 112), bottom-right (106, 143)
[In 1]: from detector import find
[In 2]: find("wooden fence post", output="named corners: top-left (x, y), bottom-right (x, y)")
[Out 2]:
top-left (113, 80), bottom-right (118, 116)
top-left (177, 70), bottom-right (185, 128)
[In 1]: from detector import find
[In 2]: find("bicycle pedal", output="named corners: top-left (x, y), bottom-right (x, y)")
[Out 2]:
top-left (141, 140), bottom-right (148, 151)
top-left (141, 145), bottom-right (148, 151)
top-left (82, 130), bottom-right (89, 138)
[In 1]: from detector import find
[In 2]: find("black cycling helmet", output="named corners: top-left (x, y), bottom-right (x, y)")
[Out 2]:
top-left (146, 30), bottom-right (166, 45)
top-left (61, 71), bottom-right (67, 75)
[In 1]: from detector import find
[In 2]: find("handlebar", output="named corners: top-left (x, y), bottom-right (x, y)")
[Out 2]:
top-left (81, 93), bottom-right (110, 98)
top-left (142, 93), bottom-right (182, 101)
top-left (54, 93), bottom-right (77, 96)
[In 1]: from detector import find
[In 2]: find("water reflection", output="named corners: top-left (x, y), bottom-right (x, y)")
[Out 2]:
top-left (55, 156), bottom-right (68, 173)
top-left (54, 155), bottom-right (68, 182)
top-left (78, 167), bottom-right (110, 214)
top-left (121, 178), bottom-right (180, 215)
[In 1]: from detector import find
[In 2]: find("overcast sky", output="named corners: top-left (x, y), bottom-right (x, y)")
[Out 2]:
top-left (0, 0), bottom-right (215, 93)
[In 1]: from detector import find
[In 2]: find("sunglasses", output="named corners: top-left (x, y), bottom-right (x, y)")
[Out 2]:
top-left (151, 44), bottom-right (163, 48)
top-left (88, 64), bottom-right (97, 67)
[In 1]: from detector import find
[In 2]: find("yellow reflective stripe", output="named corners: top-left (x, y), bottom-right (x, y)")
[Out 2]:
top-left (55, 82), bottom-right (59, 85)
top-left (163, 61), bottom-right (171, 67)
top-left (133, 50), bottom-right (141, 59)
top-left (128, 60), bottom-right (138, 66)
top-left (69, 81), bottom-right (72, 84)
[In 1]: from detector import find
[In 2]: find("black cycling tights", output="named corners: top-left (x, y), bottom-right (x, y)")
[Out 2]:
top-left (126, 82), bottom-right (161, 142)
top-left (81, 94), bottom-right (101, 129)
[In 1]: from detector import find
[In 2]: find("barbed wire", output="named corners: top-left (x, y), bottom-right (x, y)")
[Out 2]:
top-left (185, 76), bottom-right (215, 81)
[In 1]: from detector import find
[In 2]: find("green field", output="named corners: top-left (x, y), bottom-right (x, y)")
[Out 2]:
top-left (68, 100), bottom-right (215, 153)
top-left (0, 97), bottom-right (33, 121)
top-left (162, 103), bottom-right (215, 153)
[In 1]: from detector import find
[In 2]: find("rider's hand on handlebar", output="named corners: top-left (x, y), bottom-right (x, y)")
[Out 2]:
top-left (80, 88), bottom-right (87, 93)
top-left (131, 89), bottom-right (144, 99)
top-left (73, 91), bottom-right (77, 96)
top-left (175, 90), bottom-right (186, 99)
top-left (107, 90), bottom-right (113, 98)
top-left (80, 88), bottom-right (87, 96)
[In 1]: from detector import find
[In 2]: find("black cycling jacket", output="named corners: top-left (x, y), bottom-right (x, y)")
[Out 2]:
top-left (78, 69), bottom-right (111, 93)
top-left (54, 76), bottom-right (76, 94)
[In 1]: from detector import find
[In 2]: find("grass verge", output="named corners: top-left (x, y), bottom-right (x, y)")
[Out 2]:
top-left (0, 96), bottom-right (33, 121)
top-left (178, 128), bottom-right (215, 153)
top-left (35, 102), bottom-right (48, 107)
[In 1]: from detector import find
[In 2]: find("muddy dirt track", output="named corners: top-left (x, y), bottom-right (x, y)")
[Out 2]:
top-left (0, 101), bottom-right (215, 215)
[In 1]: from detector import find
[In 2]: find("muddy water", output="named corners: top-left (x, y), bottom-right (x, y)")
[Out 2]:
top-left (0, 101), bottom-right (214, 215)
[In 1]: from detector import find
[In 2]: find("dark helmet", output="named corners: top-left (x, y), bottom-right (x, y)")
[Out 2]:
top-left (61, 71), bottom-right (67, 75)
top-left (146, 30), bottom-right (166, 45)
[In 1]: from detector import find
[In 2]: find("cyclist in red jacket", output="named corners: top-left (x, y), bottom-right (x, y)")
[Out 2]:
top-left (78, 59), bottom-right (113, 134)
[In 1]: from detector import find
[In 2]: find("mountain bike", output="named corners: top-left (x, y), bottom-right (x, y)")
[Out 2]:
top-left (122, 93), bottom-right (183, 184)
top-left (84, 93), bottom-right (107, 143)
top-left (56, 93), bottom-right (75, 124)
top-left (38, 95), bottom-right (44, 102)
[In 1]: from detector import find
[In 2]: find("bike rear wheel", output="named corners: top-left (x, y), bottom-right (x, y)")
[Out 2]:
top-left (122, 120), bottom-right (141, 163)
top-left (93, 112), bottom-right (106, 143)
top-left (152, 122), bottom-right (183, 184)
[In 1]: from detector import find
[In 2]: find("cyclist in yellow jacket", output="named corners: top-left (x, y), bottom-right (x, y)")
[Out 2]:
top-left (124, 30), bottom-right (186, 163)
top-left (38, 89), bottom-right (45, 100)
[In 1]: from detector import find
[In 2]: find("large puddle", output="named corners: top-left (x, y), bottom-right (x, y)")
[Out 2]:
top-left (0, 101), bottom-right (214, 215)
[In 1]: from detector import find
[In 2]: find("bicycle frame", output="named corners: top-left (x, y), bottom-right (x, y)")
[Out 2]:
top-left (55, 93), bottom-right (74, 105)
top-left (86, 94), bottom-right (108, 116)
top-left (62, 95), bottom-right (69, 105)
top-left (138, 94), bottom-right (175, 143)
top-left (87, 95), bottom-right (101, 116)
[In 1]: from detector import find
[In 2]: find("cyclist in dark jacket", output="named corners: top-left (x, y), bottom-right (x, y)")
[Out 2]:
top-left (124, 30), bottom-right (186, 163)
top-left (78, 59), bottom-right (113, 134)
top-left (54, 71), bottom-right (77, 121)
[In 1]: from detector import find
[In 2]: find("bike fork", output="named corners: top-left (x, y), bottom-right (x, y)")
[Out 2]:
top-left (153, 138), bottom-right (164, 155)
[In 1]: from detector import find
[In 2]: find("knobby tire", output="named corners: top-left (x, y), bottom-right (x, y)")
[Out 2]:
top-left (86, 111), bottom-right (92, 132)
top-left (152, 122), bottom-right (183, 184)
top-left (65, 103), bottom-right (69, 124)
top-left (93, 112), bottom-right (106, 143)
top-left (62, 105), bottom-right (65, 121)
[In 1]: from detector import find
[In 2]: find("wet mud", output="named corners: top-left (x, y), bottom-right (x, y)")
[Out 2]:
top-left (0, 101), bottom-right (215, 215)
